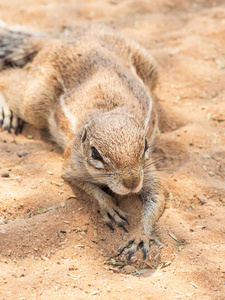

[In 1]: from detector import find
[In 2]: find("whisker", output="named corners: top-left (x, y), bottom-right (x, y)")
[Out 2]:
top-left (144, 157), bottom-right (164, 169)
top-left (73, 173), bottom-right (113, 183)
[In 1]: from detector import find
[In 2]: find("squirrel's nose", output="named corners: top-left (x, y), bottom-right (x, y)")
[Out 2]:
top-left (121, 168), bottom-right (143, 192)
top-left (122, 177), bottom-right (141, 191)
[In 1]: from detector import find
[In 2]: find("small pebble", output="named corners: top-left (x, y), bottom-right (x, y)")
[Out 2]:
top-left (81, 226), bottom-right (87, 232)
top-left (6, 149), bottom-right (11, 153)
top-left (17, 152), bottom-right (28, 157)
top-left (1, 173), bottom-right (9, 178)
top-left (60, 230), bottom-right (66, 234)
top-left (130, 255), bottom-right (137, 262)
top-left (197, 196), bottom-right (206, 205)
top-left (4, 220), bottom-right (12, 224)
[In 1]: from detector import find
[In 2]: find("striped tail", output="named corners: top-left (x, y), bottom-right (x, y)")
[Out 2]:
top-left (0, 22), bottom-right (45, 70)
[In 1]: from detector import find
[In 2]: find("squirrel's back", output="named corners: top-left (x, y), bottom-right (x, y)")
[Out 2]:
top-left (0, 23), bottom-right (158, 148)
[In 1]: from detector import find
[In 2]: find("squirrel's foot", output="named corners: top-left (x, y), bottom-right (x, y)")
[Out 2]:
top-left (98, 197), bottom-right (129, 233)
top-left (119, 232), bottom-right (154, 260)
top-left (0, 93), bottom-right (23, 134)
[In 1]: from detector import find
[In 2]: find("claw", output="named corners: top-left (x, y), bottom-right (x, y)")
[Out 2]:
top-left (18, 119), bottom-right (24, 133)
top-left (143, 248), bottom-right (148, 260)
top-left (98, 197), bottom-right (129, 233)
top-left (119, 240), bottom-right (134, 255)
top-left (106, 221), bottom-right (114, 232)
top-left (128, 249), bottom-right (136, 261)
top-left (128, 241), bottom-right (143, 260)
top-left (115, 210), bottom-right (129, 225)
top-left (118, 222), bottom-right (128, 233)
top-left (14, 126), bottom-right (18, 135)
top-left (107, 210), bottom-right (129, 233)
top-left (143, 240), bottom-right (151, 260)
top-left (19, 124), bottom-right (23, 133)
top-left (119, 236), bottom-right (152, 260)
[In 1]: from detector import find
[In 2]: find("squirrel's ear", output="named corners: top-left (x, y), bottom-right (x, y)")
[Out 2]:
top-left (81, 128), bottom-right (87, 145)
top-left (131, 49), bottom-right (158, 91)
top-left (127, 42), bottom-right (158, 91)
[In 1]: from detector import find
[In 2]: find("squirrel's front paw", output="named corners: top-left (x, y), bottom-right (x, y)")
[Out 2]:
top-left (98, 198), bottom-right (129, 233)
top-left (119, 233), bottom-right (154, 260)
top-left (0, 93), bottom-right (22, 134)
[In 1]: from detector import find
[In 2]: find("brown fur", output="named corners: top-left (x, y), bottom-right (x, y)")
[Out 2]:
top-left (0, 24), bottom-right (165, 257)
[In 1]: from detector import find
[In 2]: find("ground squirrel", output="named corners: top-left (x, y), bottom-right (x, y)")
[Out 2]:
top-left (0, 23), bottom-right (165, 259)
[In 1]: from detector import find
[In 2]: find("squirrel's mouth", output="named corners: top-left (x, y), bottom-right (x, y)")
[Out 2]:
top-left (100, 185), bottom-right (113, 195)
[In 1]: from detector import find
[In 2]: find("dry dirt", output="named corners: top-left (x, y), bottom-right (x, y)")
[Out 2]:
top-left (0, 0), bottom-right (225, 299)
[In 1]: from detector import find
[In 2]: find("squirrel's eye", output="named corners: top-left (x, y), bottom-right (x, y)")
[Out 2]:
top-left (144, 139), bottom-right (149, 152)
top-left (91, 147), bottom-right (103, 162)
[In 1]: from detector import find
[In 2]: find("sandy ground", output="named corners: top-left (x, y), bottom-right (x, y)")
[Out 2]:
top-left (0, 0), bottom-right (225, 299)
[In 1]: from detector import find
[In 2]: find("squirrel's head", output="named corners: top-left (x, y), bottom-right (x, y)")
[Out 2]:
top-left (80, 111), bottom-right (150, 195)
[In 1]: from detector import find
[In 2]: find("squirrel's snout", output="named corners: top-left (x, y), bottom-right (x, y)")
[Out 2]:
top-left (121, 168), bottom-right (143, 193)
top-left (122, 177), bottom-right (140, 189)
